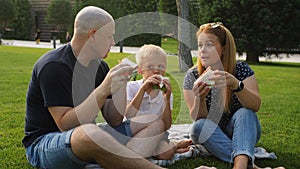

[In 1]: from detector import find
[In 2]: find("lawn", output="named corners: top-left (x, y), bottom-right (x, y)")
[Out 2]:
top-left (0, 45), bottom-right (299, 169)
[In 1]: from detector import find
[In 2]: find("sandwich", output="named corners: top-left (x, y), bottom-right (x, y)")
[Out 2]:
top-left (194, 68), bottom-right (215, 87)
top-left (121, 58), bottom-right (138, 80)
top-left (153, 75), bottom-right (169, 93)
top-left (121, 58), bottom-right (138, 69)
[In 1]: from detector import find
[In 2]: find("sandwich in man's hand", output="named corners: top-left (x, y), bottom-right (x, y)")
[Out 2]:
top-left (121, 58), bottom-right (138, 80)
top-left (121, 58), bottom-right (138, 69)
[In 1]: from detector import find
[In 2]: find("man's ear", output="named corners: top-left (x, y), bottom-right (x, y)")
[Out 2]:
top-left (88, 29), bottom-right (97, 38)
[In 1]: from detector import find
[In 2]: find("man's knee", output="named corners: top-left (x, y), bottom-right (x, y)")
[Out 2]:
top-left (70, 124), bottom-right (101, 162)
top-left (71, 125), bottom-right (94, 150)
top-left (71, 124), bottom-right (115, 152)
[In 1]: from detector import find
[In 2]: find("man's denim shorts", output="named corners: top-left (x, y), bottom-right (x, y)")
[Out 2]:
top-left (98, 119), bottom-right (133, 145)
top-left (25, 121), bottom-right (133, 168)
top-left (25, 129), bottom-right (88, 169)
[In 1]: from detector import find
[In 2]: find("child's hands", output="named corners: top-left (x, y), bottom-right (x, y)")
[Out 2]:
top-left (161, 77), bottom-right (172, 99)
top-left (141, 74), bottom-right (162, 92)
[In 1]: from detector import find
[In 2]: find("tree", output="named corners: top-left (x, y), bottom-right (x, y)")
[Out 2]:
top-left (188, 0), bottom-right (201, 27)
top-left (75, 0), bottom-right (161, 47)
top-left (10, 0), bottom-right (32, 40)
top-left (0, 0), bottom-right (16, 32)
top-left (176, 0), bottom-right (193, 71)
top-left (46, 0), bottom-right (72, 31)
top-left (263, 0), bottom-right (300, 55)
top-left (159, 0), bottom-right (178, 36)
top-left (159, 0), bottom-right (178, 15)
top-left (196, 0), bottom-right (300, 63)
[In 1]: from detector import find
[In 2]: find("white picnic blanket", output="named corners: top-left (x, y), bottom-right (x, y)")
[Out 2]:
top-left (149, 124), bottom-right (277, 167)
top-left (86, 124), bottom-right (277, 168)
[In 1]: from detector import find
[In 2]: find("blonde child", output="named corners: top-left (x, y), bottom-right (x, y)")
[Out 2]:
top-left (126, 44), bottom-right (191, 160)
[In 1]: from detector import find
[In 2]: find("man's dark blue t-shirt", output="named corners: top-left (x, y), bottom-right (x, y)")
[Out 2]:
top-left (23, 44), bottom-right (109, 148)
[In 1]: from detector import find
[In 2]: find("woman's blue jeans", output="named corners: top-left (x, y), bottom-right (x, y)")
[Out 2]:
top-left (190, 108), bottom-right (261, 166)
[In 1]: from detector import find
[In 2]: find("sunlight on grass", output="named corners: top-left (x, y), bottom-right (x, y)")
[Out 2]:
top-left (0, 45), bottom-right (299, 169)
top-left (161, 37), bottom-right (178, 54)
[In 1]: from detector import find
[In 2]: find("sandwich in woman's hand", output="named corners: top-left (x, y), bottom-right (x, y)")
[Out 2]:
top-left (194, 68), bottom-right (215, 87)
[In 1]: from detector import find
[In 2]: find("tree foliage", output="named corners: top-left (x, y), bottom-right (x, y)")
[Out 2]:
top-left (46, 0), bottom-right (73, 31)
top-left (10, 0), bottom-right (32, 40)
top-left (0, 0), bottom-right (16, 30)
top-left (159, 0), bottom-right (178, 15)
top-left (159, 0), bottom-right (178, 36)
top-left (75, 0), bottom-right (158, 19)
top-left (75, 0), bottom-right (160, 47)
top-left (195, 0), bottom-right (300, 63)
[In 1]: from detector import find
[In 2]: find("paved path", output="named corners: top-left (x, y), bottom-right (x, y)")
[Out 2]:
top-left (1, 39), bottom-right (140, 54)
top-left (2, 39), bottom-right (299, 63)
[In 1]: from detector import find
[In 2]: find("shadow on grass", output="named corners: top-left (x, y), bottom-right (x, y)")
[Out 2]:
top-left (168, 156), bottom-right (229, 169)
top-left (248, 61), bottom-right (300, 68)
top-left (255, 151), bottom-right (300, 169)
top-left (168, 151), bottom-right (300, 169)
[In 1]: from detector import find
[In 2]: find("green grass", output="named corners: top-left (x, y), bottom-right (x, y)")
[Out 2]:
top-left (0, 45), bottom-right (299, 169)
top-left (161, 37), bottom-right (178, 54)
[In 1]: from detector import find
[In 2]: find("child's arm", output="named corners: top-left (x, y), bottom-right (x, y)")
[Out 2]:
top-left (160, 78), bottom-right (172, 130)
top-left (125, 75), bottom-right (161, 118)
top-left (161, 96), bottom-right (172, 130)
top-left (125, 86), bottom-right (146, 118)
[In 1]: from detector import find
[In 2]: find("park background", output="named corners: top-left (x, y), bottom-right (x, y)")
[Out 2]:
top-left (0, 0), bottom-right (299, 169)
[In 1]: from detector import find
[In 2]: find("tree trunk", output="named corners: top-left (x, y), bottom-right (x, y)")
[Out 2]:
top-left (176, 0), bottom-right (193, 72)
top-left (246, 51), bottom-right (260, 63)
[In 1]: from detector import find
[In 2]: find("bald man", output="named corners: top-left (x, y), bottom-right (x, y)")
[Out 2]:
top-left (23, 6), bottom-right (164, 169)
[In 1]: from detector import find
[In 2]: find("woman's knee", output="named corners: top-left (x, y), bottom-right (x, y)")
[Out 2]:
top-left (190, 118), bottom-right (213, 143)
top-left (233, 108), bottom-right (259, 124)
top-left (232, 108), bottom-right (261, 140)
top-left (191, 119), bottom-right (214, 133)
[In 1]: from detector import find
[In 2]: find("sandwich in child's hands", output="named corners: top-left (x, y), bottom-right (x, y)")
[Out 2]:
top-left (153, 75), bottom-right (169, 93)
top-left (194, 68), bottom-right (215, 87)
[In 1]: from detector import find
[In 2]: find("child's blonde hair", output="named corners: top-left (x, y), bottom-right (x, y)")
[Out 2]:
top-left (135, 44), bottom-right (167, 66)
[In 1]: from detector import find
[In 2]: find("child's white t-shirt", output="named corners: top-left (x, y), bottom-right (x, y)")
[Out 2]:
top-left (127, 79), bottom-right (173, 117)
